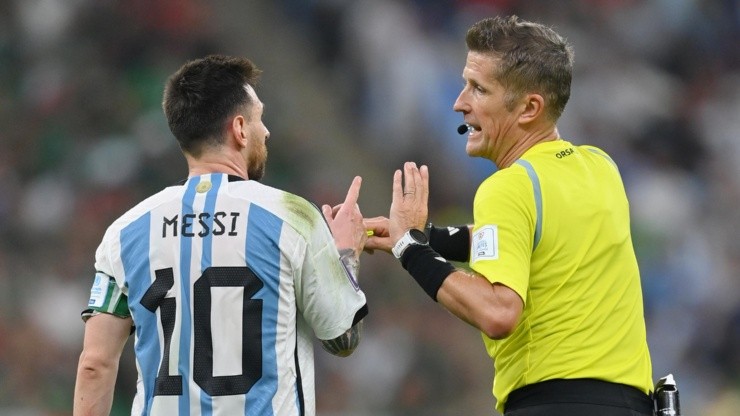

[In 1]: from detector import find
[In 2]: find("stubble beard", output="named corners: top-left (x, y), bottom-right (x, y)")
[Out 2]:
top-left (248, 148), bottom-right (267, 181)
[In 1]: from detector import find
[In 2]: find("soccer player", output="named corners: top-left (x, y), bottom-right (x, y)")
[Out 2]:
top-left (73, 55), bottom-right (369, 416)
top-left (365, 16), bottom-right (654, 415)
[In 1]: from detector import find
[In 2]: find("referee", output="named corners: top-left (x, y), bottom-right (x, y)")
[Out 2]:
top-left (365, 16), bottom-right (653, 415)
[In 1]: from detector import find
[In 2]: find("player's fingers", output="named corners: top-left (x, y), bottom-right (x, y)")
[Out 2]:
top-left (321, 204), bottom-right (334, 224)
top-left (342, 176), bottom-right (362, 207)
top-left (331, 204), bottom-right (342, 216)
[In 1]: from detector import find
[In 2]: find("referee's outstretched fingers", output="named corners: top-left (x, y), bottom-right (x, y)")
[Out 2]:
top-left (392, 168), bottom-right (403, 202)
top-left (419, 164), bottom-right (429, 205)
top-left (389, 162), bottom-right (430, 243)
top-left (363, 216), bottom-right (392, 254)
top-left (403, 162), bottom-right (419, 197)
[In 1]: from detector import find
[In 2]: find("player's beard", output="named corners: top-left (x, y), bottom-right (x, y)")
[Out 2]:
top-left (248, 143), bottom-right (267, 181)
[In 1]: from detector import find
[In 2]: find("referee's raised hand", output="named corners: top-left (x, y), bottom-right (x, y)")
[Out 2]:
top-left (389, 162), bottom-right (429, 244)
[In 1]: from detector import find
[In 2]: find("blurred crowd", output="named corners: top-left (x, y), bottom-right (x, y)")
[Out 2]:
top-left (0, 0), bottom-right (738, 415)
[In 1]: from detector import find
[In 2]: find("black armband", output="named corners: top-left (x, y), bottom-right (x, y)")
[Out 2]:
top-left (400, 244), bottom-right (456, 301)
top-left (427, 223), bottom-right (471, 262)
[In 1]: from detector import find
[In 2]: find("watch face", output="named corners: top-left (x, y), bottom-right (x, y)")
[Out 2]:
top-left (409, 228), bottom-right (428, 244)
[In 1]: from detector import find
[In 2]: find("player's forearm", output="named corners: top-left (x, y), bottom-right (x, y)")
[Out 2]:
top-left (319, 248), bottom-right (364, 357)
top-left (73, 358), bottom-right (118, 416)
top-left (320, 320), bottom-right (363, 357)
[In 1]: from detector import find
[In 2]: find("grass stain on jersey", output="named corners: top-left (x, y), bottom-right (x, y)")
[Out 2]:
top-left (281, 193), bottom-right (319, 237)
top-left (281, 193), bottom-right (353, 289)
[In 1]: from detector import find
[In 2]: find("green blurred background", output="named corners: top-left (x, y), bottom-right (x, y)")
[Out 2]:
top-left (1, 0), bottom-right (738, 415)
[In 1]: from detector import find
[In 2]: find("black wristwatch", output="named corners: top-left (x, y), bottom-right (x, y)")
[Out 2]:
top-left (392, 228), bottom-right (429, 258)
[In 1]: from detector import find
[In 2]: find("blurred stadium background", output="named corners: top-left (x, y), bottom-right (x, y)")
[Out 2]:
top-left (1, 0), bottom-right (738, 415)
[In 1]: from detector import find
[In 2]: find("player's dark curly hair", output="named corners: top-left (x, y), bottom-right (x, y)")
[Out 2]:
top-left (466, 16), bottom-right (573, 122)
top-left (162, 55), bottom-right (262, 157)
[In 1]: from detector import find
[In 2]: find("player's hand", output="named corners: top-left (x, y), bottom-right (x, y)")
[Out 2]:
top-left (389, 162), bottom-right (429, 244)
top-left (322, 176), bottom-right (367, 255)
top-left (363, 216), bottom-right (391, 254)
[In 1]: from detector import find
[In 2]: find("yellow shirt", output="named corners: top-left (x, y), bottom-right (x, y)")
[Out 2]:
top-left (470, 139), bottom-right (652, 413)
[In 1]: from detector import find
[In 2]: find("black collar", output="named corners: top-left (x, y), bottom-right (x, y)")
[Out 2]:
top-left (176, 173), bottom-right (247, 186)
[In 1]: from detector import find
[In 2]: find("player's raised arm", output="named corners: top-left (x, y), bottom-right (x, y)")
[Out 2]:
top-left (318, 175), bottom-right (367, 357)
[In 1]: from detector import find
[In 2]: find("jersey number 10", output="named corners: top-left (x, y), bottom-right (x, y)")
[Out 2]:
top-left (141, 266), bottom-right (264, 396)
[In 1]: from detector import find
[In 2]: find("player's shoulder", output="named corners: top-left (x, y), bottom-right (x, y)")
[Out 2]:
top-left (230, 181), bottom-right (319, 215)
top-left (102, 185), bottom-right (183, 241)
top-left (232, 181), bottom-right (325, 237)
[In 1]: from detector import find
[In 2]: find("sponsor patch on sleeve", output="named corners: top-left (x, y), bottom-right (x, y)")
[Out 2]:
top-left (471, 225), bottom-right (499, 262)
top-left (88, 272), bottom-right (110, 308)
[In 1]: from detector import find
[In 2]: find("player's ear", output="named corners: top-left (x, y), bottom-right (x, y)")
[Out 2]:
top-left (229, 115), bottom-right (248, 148)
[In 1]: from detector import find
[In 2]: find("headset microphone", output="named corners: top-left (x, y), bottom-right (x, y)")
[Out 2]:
top-left (457, 124), bottom-right (469, 135)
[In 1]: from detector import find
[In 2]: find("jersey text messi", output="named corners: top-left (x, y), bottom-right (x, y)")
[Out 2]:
top-left (162, 211), bottom-right (240, 237)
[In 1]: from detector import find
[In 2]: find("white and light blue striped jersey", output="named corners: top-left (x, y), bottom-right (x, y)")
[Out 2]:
top-left (86, 173), bottom-right (368, 416)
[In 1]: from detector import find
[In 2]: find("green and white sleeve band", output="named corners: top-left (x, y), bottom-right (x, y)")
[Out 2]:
top-left (82, 272), bottom-right (130, 322)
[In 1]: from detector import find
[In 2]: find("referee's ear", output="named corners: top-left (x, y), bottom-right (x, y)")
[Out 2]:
top-left (519, 92), bottom-right (545, 125)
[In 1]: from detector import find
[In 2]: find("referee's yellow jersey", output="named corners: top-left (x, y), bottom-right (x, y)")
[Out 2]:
top-left (469, 139), bottom-right (653, 413)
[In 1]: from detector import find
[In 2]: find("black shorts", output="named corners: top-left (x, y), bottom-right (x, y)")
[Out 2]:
top-left (504, 379), bottom-right (653, 416)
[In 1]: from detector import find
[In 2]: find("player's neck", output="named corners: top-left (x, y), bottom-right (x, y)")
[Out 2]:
top-left (186, 153), bottom-right (248, 180)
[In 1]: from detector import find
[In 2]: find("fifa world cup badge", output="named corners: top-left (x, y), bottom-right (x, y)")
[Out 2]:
top-left (472, 225), bottom-right (498, 262)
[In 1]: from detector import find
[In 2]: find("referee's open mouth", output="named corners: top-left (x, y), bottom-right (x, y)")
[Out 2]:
top-left (464, 122), bottom-right (482, 136)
